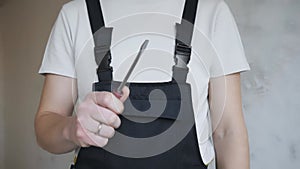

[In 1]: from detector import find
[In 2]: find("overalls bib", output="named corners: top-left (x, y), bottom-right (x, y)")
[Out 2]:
top-left (74, 0), bottom-right (207, 168)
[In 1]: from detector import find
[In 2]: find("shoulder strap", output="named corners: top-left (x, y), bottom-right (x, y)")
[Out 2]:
top-left (182, 0), bottom-right (199, 26)
top-left (86, 0), bottom-right (105, 34)
top-left (176, 0), bottom-right (199, 47)
top-left (172, 0), bottom-right (199, 82)
top-left (86, 0), bottom-right (113, 81)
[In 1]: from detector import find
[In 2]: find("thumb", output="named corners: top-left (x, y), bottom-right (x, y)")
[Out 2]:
top-left (119, 86), bottom-right (130, 102)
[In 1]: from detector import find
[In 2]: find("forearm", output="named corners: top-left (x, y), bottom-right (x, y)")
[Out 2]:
top-left (213, 129), bottom-right (250, 169)
top-left (35, 111), bottom-right (77, 154)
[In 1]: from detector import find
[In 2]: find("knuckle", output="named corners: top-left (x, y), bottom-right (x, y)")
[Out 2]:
top-left (102, 92), bottom-right (113, 105)
top-left (75, 129), bottom-right (84, 140)
top-left (75, 119), bottom-right (87, 140)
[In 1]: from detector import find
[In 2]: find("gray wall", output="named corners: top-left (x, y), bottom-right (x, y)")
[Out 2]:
top-left (0, 0), bottom-right (72, 169)
top-left (227, 0), bottom-right (300, 168)
top-left (0, 0), bottom-right (299, 169)
top-left (0, 21), bottom-right (5, 169)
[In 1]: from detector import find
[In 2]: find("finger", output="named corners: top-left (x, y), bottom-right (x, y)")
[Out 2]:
top-left (77, 99), bottom-right (121, 128)
top-left (119, 86), bottom-right (130, 103)
top-left (90, 92), bottom-right (124, 114)
top-left (75, 120), bottom-right (94, 147)
top-left (85, 132), bottom-right (109, 148)
top-left (98, 124), bottom-right (115, 138)
top-left (81, 118), bottom-right (101, 134)
top-left (92, 106), bottom-right (121, 128)
top-left (76, 104), bottom-right (106, 133)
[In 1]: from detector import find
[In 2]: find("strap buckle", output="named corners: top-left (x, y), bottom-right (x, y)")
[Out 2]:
top-left (174, 41), bottom-right (192, 68)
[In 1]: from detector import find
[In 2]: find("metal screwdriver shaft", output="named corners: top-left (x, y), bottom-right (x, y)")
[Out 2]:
top-left (115, 39), bottom-right (149, 95)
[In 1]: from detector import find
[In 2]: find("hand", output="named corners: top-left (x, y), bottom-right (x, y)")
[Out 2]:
top-left (69, 87), bottom-right (130, 148)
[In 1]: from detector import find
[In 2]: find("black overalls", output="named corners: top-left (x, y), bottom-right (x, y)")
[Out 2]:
top-left (74, 0), bottom-right (207, 168)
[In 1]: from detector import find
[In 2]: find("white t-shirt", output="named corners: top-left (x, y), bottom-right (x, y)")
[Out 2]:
top-left (39, 0), bottom-right (250, 165)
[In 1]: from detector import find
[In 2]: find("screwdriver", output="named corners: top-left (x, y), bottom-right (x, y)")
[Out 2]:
top-left (113, 40), bottom-right (149, 98)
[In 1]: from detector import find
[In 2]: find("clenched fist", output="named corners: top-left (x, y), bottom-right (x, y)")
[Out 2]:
top-left (69, 87), bottom-right (130, 148)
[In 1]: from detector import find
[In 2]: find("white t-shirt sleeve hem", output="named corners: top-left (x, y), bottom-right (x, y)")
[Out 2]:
top-left (38, 5), bottom-right (77, 79)
top-left (209, 1), bottom-right (250, 78)
top-left (210, 61), bottom-right (250, 78)
top-left (38, 68), bottom-right (77, 79)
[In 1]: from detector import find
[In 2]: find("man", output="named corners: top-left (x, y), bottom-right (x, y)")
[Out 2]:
top-left (35, 0), bottom-right (250, 168)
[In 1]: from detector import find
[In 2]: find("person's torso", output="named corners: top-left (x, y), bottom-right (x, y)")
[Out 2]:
top-left (64, 0), bottom-right (219, 165)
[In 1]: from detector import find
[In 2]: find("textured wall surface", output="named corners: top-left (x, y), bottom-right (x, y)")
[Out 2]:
top-left (227, 0), bottom-right (300, 168)
top-left (0, 0), bottom-right (72, 169)
top-left (0, 23), bottom-right (5, 169)
top-left (0, 0), bottom-right (299, 169)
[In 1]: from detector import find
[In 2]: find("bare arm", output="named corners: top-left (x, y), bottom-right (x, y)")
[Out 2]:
top-left (35, 74), bottom-right (78, 153)
top-left (35, 74), bottom-right (129, 154)
top-left (209, 73), bottom-right (250, 169)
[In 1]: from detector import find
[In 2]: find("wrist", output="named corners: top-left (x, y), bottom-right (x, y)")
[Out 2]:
top-left (62, 116), bottom-right (77, 146)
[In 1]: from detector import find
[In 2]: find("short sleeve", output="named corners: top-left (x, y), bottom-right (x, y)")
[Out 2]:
top-left (210, 1), bottom-right (250, 78)
top-left (38, 6), bottom-right (76, 78)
